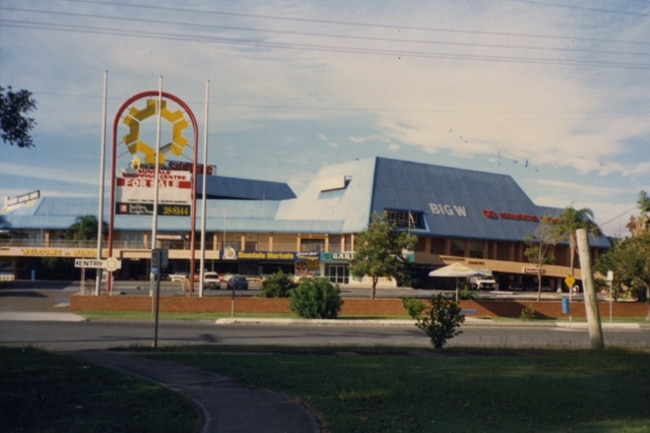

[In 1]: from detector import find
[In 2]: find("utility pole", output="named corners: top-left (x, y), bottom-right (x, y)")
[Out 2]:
top-left (576, 228), bottom-right (604, 350)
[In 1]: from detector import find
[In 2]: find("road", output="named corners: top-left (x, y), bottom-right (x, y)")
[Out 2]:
top-left (1, 317), bottom-right (648, 352)
top-left (0, 280), bottom-right (648, 352)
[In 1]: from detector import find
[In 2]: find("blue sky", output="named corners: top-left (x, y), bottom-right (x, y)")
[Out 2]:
top-left (1, 0), bottom-right (648, 237)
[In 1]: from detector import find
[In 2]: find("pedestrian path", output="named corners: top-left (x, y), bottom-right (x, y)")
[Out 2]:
top-left (71, 350), bottom-right (321, 433)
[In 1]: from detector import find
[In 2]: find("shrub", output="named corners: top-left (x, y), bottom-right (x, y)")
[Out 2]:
top-left (289, 278), bottom-right (343, 319)
top-left (415, 294), bottom-right (465, 349)
top-left (261, 269), bottom-right (297, 298)
top-left (401, 297), bottom-right (426, 318)
top-left (457, 280), bottom-right (478, 300)
top-left (519, 304), bottom-right (536, 320)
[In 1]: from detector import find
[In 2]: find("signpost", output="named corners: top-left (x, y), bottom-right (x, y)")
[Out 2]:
top-left (75, 258), bottom-right (121, 294)
top-left (564, 275), bottom-right (575, 322)
top-left (151, 248), bottom-right (169, 348)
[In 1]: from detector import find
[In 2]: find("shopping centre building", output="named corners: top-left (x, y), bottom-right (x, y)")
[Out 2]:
top-left (0, 156), bottom-right (610, 290)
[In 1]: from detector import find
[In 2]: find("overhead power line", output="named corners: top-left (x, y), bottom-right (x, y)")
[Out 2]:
top-left (2, 18), bottom-right (649, 71)
top-left (3, 6), bottom-right (650, 59)
top-left (28, 0), bottom-right (650, 47)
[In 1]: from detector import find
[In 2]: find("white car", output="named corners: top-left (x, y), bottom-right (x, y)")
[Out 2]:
top-left (168, 273), bottom-right (187, 282)
top-left (203, 272), bottom-right (222, 289)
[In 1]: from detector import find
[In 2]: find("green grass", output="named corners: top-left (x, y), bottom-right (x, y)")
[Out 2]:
top-left (154, 348), bottom-right (650, 433)
top-left (3, 346), bottom-right (648, 433)
top-left (0, 347), bottom-right (202, 433)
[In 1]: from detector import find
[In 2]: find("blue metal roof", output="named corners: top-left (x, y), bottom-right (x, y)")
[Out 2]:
top-left (198, 174), bottom-right (295, 200)
top-left (370, 157), bottom-right (609, 247)
top-left (0, 157), bottom-right (610, 248)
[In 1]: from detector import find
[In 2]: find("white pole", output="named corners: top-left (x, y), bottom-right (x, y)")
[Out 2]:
top-left (199, 80), bottom-right (210, 298)
top-left (576, 228), bottom-right (604, 350)
top-left (150, 76), bottom-right (163, 297)
top-left (95, 70), bottom-right (108, 296)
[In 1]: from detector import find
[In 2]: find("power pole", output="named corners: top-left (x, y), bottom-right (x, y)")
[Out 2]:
top-left (576, 228), bottom-right (604, 350)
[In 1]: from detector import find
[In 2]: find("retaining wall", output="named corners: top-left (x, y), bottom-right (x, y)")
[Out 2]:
top-left (70, 295), bottom-right (649, 319)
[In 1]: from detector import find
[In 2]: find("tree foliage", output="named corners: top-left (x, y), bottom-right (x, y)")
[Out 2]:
top-left (66, 215), bottom-right (105, 242)
top-left (626, 190), bottom-right (650, 236)
top-left (288, 277), bottom-right (343, 319)
top-left (524, 215), bottom-right (559, 300)
top-left (349, 212), bottom-right (417, 299)
top-left (260, 269), bottom-right (297, 298)
top-left (0, 86), bottom-right (37, 148)
top-left (551, 207), bottom-right (602, 278)
top-left (597, 233), bottom-right (650, 302)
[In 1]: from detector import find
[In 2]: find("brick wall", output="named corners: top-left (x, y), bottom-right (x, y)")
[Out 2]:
top-left (70, 295), bottom-right (649, 319)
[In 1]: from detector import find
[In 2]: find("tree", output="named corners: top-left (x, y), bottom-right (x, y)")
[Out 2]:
top-left (349, 212), bottom-right (417, 299)
top-left (0, 86), bottom-right (37, 148)
top-left (66, 215), bottom-right (105, 242)
top-left (524, 216), bottom-right (558, 301)
top-left (626, 191), bottom-right (650, 236)
top-left (597, 233), bottom-right (650, 302)
top-left (552, 207), bottom-right (603, 280)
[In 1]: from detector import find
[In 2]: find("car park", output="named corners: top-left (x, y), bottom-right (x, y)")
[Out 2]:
top-left (227, 276), bottom-right (248, 290)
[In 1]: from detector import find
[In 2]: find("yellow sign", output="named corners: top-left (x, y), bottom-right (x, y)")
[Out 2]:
top-left (564, 275), bottom-right (575, 290)
top-left (122, 99), bottom-right (189, 166)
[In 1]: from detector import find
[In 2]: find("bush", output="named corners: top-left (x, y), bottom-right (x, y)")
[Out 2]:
top-left (261, 269), bottom-right (297, 298)
top-left (289, 278), bottom-right (343, 319)
top-left (519, 304), bottom-right (536, 320)
top-left (414, 294), bottom-right (465, 349)
top-left (458, 280), bottom-right (478, 300)
top-left (401, 297), bottom-right (426, 318)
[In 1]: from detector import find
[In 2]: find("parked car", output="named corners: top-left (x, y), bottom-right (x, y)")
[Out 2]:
top-left (469, 273), bottom-right (496, 290)
top-left (203, 272), bottom-right (222, 289)
top-left (168, 273), bottom-right (187, 282)
top-left (227, 276), bottom-right (248, 290)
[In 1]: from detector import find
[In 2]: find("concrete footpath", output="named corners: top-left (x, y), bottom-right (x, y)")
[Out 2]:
top-left (71, 350), bottom-right (321, 433)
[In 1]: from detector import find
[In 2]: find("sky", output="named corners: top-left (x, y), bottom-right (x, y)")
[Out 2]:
top-left (1, 0), bottom-right (649, 237)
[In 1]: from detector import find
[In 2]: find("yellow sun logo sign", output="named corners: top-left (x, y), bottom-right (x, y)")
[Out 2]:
top-left (122, 99), bottom-right (189, 166)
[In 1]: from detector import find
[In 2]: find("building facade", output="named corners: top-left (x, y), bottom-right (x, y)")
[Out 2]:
top-left (0, 157), bottom-right (610, 290)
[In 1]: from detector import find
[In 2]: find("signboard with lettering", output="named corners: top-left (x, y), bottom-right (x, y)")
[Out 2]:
top-left (74, 257), bottom-right (122, 270)
top-left (116, 203), bottom-right (191, 216)
top-left (116, 168), bottom-right (191, 206)
top-left (3, 190), bottom-right (40, 212)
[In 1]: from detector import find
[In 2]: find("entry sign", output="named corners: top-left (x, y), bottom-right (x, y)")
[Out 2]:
top-left (74, 257), bottom-right (122, 271)
top-left (564, 275), bottom-right (576, 290)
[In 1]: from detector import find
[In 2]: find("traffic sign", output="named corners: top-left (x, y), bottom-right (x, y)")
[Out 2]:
top-left (564, 275), bottom-right (576, 290)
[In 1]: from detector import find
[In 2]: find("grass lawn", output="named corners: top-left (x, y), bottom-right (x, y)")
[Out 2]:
top-left (154, 348), bottom-right (650, 433)
top-left (2, 346), bottom-right (648, 433)
top-left (0, 347), bottom-right (202, 433)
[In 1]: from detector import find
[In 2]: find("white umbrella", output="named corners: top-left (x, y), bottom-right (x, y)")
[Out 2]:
top-left (429, 262), bottom-right (482, 301)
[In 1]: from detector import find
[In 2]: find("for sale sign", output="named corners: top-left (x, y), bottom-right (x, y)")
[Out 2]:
top-left (116, 168), bottom-right (191, 205)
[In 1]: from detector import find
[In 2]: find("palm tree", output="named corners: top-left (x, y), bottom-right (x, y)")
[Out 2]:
top-left (553, 207), bottom-right (603, 280)
top-left (66, 215), bottom-right (105, 243)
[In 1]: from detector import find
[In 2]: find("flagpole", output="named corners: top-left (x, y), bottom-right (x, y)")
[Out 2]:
top-left (95, 70), bottom-right (108, 296)
top-left (150, 76), bottom-right (163, 297)
top-left (199, 80), bottom-right (210, 298)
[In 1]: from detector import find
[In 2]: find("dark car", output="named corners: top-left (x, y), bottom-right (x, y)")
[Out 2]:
top-left (227, 276), bottom-right (249, 290)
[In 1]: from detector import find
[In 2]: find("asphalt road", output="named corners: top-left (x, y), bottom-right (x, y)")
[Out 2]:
top-left (1, 280), bottom-right (648, 352)
top-left (1, 319), bottom-right (648, 352)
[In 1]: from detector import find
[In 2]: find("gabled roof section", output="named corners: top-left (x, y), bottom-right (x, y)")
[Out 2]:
top-left (198, 174), bottom-right (295, 200)
top-left (371, 157), bottom-right (549, 242)
top-left (275, 158), bottom-right (376, 232)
